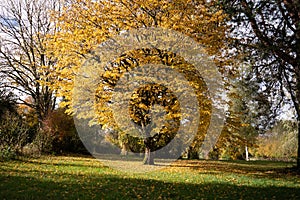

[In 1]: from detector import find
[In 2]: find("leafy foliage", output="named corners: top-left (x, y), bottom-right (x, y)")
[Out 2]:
top-left (0, 89), bottom-right (17, 119)
top-left (34, 108), bottom-right (87, 154)
top-left (47, 0), bottom-right (227, 104)
top-left (0, 112), bottom-right (30, 160)
top-left (215, 66), bottom-right (260, 160)
top-left (257, 120), bottom-right (298, 160)
top-left (0, 90), bottom-right (30, 160)
top-left (45, 0), bottom-right (230, 162)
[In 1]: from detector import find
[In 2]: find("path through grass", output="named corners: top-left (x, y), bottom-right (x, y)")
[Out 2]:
top-left (1, 155), bottom-right (299, 199)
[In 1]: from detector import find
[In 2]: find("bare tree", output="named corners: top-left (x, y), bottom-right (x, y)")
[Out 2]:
top-left (221, 0), bottom-right (300, 169)
top-left (0, 0), bottom-right (60, 122)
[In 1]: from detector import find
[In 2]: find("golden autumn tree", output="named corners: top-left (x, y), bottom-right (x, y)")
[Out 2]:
top-left (45, 0), bottom-right (229, 164)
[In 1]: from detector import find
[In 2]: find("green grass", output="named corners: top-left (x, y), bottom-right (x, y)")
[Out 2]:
top-left (1, 155), bottom-right (299, 199)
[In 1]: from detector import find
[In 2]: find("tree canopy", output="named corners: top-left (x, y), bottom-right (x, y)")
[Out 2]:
top-left (46, 0), bottom-right (229, 163)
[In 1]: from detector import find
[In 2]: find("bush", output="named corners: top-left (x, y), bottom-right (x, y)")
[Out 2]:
top-left (0, 146), bottom-right (17, 161)
top-left (34, 108), bottom-right (87, 154)
top-left (0, 112), bottom-right (29, 160)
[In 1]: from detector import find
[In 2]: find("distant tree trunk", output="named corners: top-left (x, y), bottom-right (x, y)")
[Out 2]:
top-left (141, 122), bottom-right (155, 165)
top-left (245, 145), bottom-right (249, 161)
top-left (143, 147), bottom-right (154, 165)
top-left (121, 143), bottom-right (128, 156)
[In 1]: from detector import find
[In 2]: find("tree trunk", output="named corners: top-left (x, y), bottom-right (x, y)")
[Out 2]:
top-left (121, 143), bottom-right (128, 156)
top-left (141, 122), bottom-right (155, 165)
top-left (295, 68), bottom-right (300, 170)
top-left (290, 2), bottom-right (300, 171)
top-left (297, 119), bottom-right (300, 170)
top-left (245, 145), bottom-right (249, 161)
top-left (143, 147), bottom-right (154, 165)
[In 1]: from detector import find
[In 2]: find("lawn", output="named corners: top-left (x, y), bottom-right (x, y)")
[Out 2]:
top-left (1, 155), bottom-right (299, 199)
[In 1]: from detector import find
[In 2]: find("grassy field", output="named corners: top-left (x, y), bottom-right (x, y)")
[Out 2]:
top-left (1, 155), bottom-right (299, 199)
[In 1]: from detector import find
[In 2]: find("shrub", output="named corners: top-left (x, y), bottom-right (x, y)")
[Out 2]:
top-left (0, 146), bottom-right (17, 161)
top-left (256, 120), bottom-right (297, 160)
top-left (0, 112), bottom-right (29, 160)
top-left (34, 108), bottom-right (87, 154)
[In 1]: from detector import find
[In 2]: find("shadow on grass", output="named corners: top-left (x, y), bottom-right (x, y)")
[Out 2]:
top-left (15, 154), bottom-right (300, 178)
top-left (170, 159), bottom-right (300, 178)
top-left (1, 172), bottom-right (300, 200)
top-left (19, 159), bottom-right (110, 169)
top-left (16, 155), bottom-right (300, 179)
